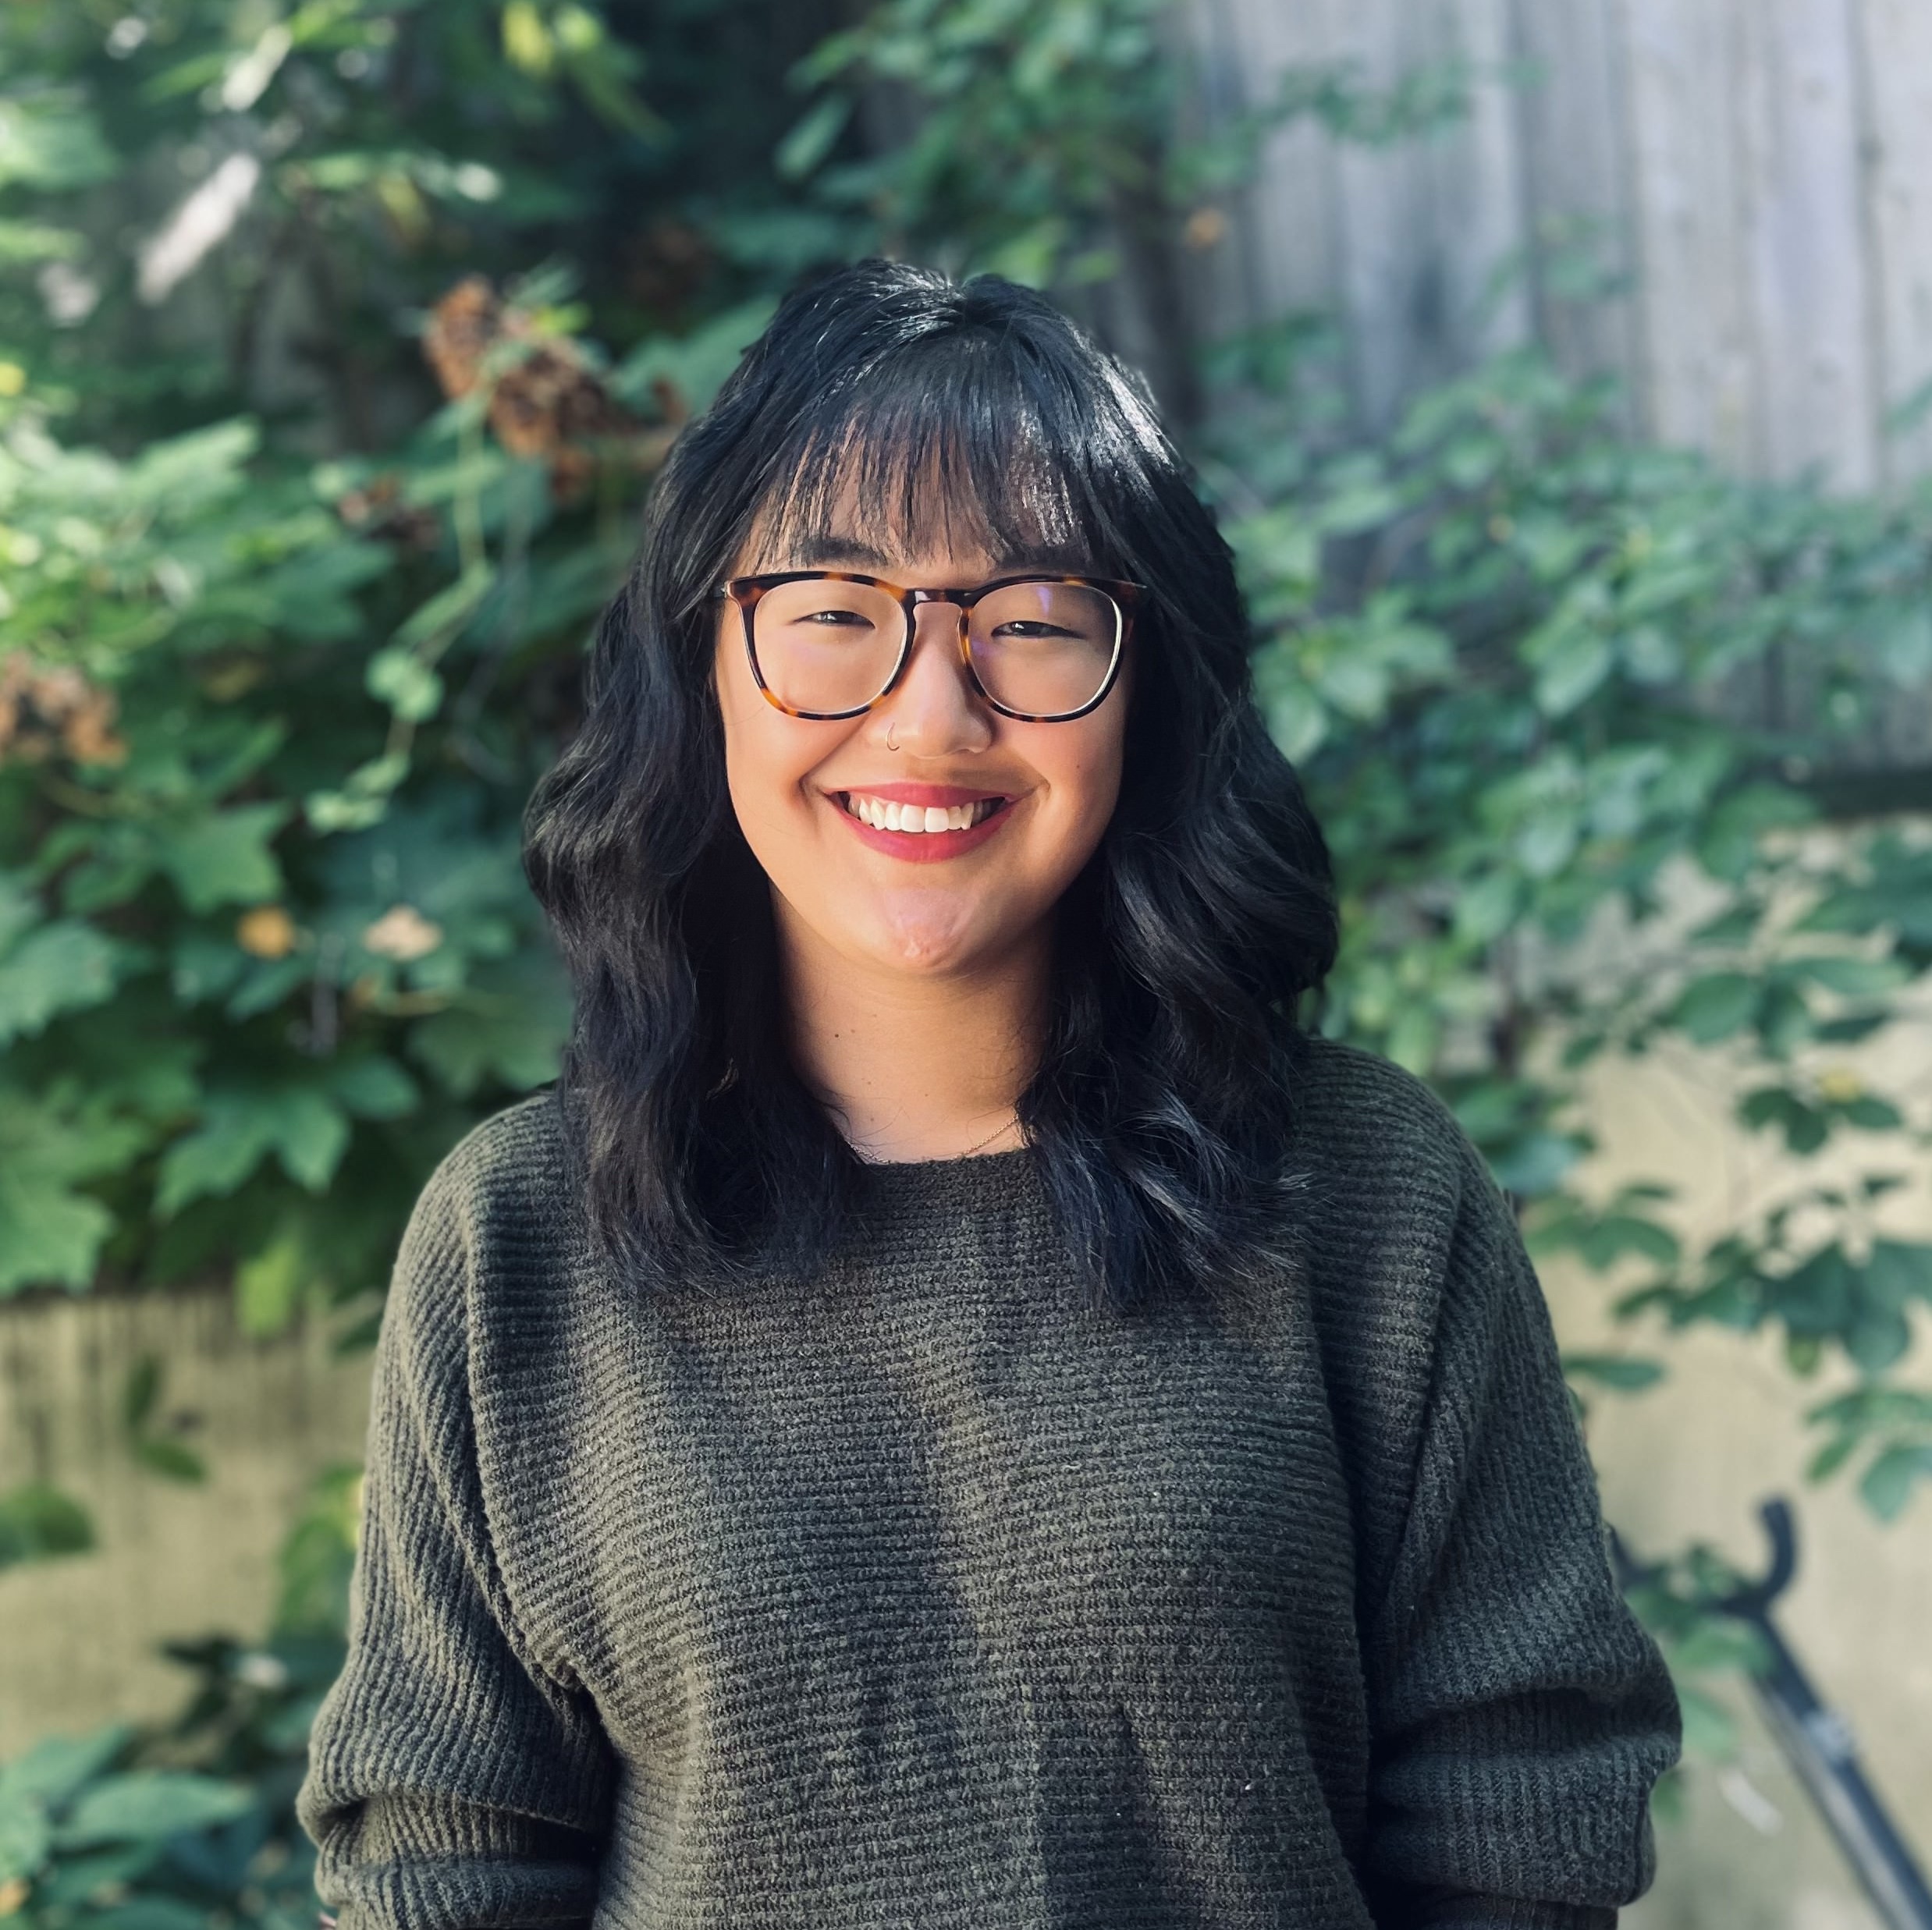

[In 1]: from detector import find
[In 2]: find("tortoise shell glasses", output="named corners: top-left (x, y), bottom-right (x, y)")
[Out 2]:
top-left (713, 569), bottom-right (1146, 723)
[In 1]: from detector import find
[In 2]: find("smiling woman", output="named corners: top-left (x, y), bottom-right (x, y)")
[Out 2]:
top-left (295, 262), bottom-right (1680, 1930)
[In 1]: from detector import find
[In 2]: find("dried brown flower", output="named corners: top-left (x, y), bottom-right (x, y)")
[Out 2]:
top-left (0, 651), bottom-right (128, 768)
top-left (421, 275), bottom-right (674, 499)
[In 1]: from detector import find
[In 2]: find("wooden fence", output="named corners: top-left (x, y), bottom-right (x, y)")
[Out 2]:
top-left (1177, 0), bottom-right (1932, 488)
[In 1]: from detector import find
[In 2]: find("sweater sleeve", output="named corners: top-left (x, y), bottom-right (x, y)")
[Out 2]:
top-left (1358, 1137), bottom-right (1682, 1930)
top-left (296, 1157), bottom-right (618, 1930)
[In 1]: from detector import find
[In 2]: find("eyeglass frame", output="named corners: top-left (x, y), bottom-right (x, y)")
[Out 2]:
top-left (712, 569), bottom-right (1146, 723)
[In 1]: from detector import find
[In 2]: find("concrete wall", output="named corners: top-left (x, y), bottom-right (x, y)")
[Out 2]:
top-left (1547, 1031), bottom-right (1932, 1928)
top-left (0, 1287), bottom-right (371, 1756)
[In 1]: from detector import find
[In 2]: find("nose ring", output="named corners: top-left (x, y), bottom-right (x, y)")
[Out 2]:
top-left (886, 718), bottom-right (899, 752)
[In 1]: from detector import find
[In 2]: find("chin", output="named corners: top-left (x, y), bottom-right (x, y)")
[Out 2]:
top-left (865, 898), bottom-right (1003, 976)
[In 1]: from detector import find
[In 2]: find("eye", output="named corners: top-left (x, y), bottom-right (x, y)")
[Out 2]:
top-left (990, 619), bottom-right (1078, 640)
top-left (797, 607), bottom-right (877, 627)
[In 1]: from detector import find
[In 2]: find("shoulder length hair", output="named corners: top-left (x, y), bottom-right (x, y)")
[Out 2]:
top-left (523, 259), bottom-right (1338, 1312)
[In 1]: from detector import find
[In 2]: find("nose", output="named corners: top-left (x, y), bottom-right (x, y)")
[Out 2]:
top-left (873, 598), bottom-right (993, 757)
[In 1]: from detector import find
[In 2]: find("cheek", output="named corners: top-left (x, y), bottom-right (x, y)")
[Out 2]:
top-left (714, 633), bottom-right (826, 852)
top-left (719, 633), bottom-right (807, 838)
top-left (1042, 708), bottom-right (1128, 846)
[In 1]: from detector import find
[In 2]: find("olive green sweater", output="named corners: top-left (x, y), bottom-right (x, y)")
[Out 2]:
top-left (296, 1039), bottom-right (1678, 1930)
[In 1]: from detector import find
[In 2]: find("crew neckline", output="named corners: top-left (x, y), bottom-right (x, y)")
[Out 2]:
top-left (850, 1142), bottom-right (1033, 1175)
top-left (845, 1140), bottom-right (1040, 1214)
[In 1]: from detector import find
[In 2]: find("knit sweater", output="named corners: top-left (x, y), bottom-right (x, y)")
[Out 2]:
top-left (296, 1038), bottom-right (1680, 1930)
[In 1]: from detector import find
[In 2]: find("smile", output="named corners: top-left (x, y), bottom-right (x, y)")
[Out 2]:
top-left (829, 785), bottom-right (1018, 862)
top-left (839, 792), bottom-right (1006, 833)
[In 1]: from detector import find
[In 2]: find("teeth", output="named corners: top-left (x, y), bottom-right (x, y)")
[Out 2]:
top-left (843, 793), bottom-right (1001, 834)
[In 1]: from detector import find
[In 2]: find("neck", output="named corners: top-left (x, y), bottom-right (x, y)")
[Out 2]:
top-left (778, 907), bottom-right (1046, 1164)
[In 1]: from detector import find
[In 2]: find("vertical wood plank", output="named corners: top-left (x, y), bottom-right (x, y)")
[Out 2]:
top-left (1508, 0), bottom-right (1641, 409)
top-left (1856, 0), bottom-right (1932, 481)
top-left (1180, 0), bottom-right (1929, 486)
top-left (1213, 0), bottom-right (1344, 333)
top-left (1316, 0), bottom-right (1444, 427)
top-left (1613, 0), bottom-right (1758, 469)
top-left (1162, 0), bottom-right (1260, 343)
top-left (1433, 0), bottom-right (1535, 363)
top-left (1733, 0), bottom-right (1878, 487)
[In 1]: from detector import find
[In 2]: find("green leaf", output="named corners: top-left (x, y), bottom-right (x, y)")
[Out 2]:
top-left (776, 95), bottom-right (851, 180)
top-left (1671, 1616), bottom-right (1770, 1677)
top-left (1452, 871), bottom-right (1519, 947)
top-left (1863, 1240), bottom-right (1932, 1309)
top-left (54, 1772), bottom-right (254, 1848)
top-left (410, 996), bottom-right (566, 1096)
top-left (154, 1087), bottom-right (351, 1217)
top-left (328, 1055), bottom-right (420, 1119)
top-left (1532, 629), bottom-right (1614, 717)
top-left (0, 1156), bottom-right (114, 1294)
top-left (0, 1786), bottom-right (52, 1885)
top-left (0, 920), bottom-right (123, 1045)
top-left (0, 1482), bottom-right (96, 1572)
top-left (1859, 1445), bottom-right (1932, 1523)
top-left (1253, 661), bottom-right (1326, 763)
top-left (1839, 1093), bottom-right (1902, 1131)
top-left (1697, 783), bottom-right (1814, 882)
top-left (1807, 1435), bottom-right (1859, 1483)
top-left (1787, 954), bottom-right (1907, 998)
top-left (130, 1438), bottom-right (208, 1484)
top-left (1668, 973), bottom-right (1758, 1045)
top-left (122, 1356), bottom-right (160, 1432)
top-left (1844, 1307), bottom-right (1911, 1375)
top-left (1673, 1683), bottom-right (1738, 1759)
top-left (0, 1088), bottom-right (146, 1296)
top-left (610, 298), bottom-right (778, 420)
top-left (94, 1897), bottom-right (222, 1930)
top-left (236, 1228), bottom-right (307, 1338)
top-left (30, 1842), bottom-right (158, 1910)
top-left (1487, 1131), bottom-right (1584, 1197)
top-left (0, 1727), bottom-right (130, 1811)
top-left (1739, 1085), bottom-right (1828, 1152)
top-left (365, 647), bottom-right (445, 723)
top-left (1561, 1353), bottom-right (1666, 1392)
top-left (0, 94), bottom-right (117, 190)
top-left (156, 804), bottom-right (293, 914)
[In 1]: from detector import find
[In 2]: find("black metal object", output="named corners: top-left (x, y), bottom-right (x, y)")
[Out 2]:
top-left (1618, 1499), bottom-right (1932, 1930)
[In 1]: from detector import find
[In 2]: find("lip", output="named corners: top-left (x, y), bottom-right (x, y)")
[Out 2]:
top-left (828, 784), bottom-right (1021, 864)
top-left (836, 782), bottom-right (1010, 807)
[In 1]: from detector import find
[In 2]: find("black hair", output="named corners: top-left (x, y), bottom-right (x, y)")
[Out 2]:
top-left (522, 259), bottom-right (1338, 1312)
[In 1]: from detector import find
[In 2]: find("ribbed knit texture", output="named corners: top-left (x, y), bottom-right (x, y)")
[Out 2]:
top-left (296, 1038), bottom-right (1680, 1930)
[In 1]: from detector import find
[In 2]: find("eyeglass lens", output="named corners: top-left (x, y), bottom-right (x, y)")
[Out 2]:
top-left (749, 578), bottom-right (1119, 718)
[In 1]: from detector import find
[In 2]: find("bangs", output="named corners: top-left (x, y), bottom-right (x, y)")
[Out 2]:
top-left (736, 334), bottom-right (1132, 578)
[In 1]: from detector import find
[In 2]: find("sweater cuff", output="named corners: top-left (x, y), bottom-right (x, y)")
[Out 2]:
top-left (1416, 1902), bottom-right (1616, 1930)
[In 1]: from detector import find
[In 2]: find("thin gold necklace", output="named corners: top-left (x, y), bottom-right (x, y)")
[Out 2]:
top-left (957, 1114), bottom-right (1021, 1157)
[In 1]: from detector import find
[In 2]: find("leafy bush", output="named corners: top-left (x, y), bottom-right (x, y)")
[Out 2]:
top-left (0, 1635), bottom-right (343, 1930)
top-left (0, 0), bottom-right (819, 1323)
top-left (0, 1465), bottom-right (358, 1928)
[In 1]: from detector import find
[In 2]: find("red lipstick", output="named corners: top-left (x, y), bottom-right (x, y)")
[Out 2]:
top-left (829, 784), bottom-right (1019, 864)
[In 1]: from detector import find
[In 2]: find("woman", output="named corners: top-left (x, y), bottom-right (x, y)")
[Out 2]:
top-left (297, 261), bottom-right (1679, 1930)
